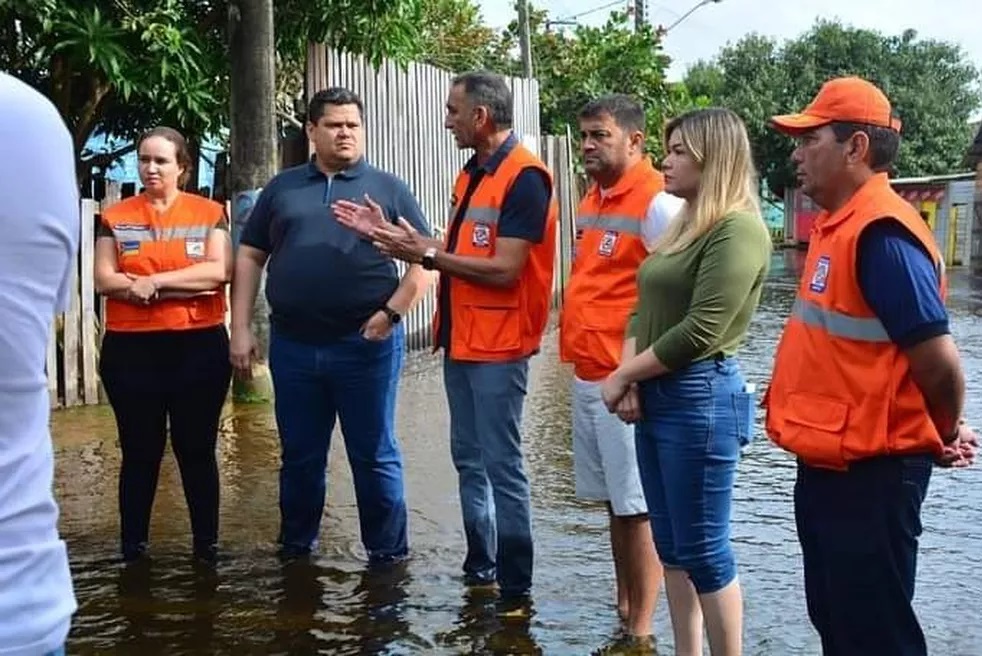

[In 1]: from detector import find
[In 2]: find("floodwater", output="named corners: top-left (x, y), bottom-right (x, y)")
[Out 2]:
top-left (53, 250), bottom-right (982, 655)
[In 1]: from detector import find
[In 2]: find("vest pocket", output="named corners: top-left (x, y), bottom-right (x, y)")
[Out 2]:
top-left (782, 392), bottom-right (850, 468)
top-left (460, 298), bottom-right (521, 353)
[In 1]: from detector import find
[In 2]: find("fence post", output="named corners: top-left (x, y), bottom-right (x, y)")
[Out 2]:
top-left (80, 199), bottom-right (99, 404)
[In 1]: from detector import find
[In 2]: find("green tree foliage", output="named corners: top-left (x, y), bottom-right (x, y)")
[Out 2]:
top-left (0, 0), bottom-right (423, 182)
top-left (489, 7), bottom-right (698, 157)
top-left (686, 20), bottom-right (982, 197)
top-left (415, 0), bottom-right (499, 72)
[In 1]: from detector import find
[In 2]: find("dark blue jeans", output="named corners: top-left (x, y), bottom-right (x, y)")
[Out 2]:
top-left (269, 326), bottom-right (408, 564)
top-left (444, 357), bottom-right (533, 598)
top-left (636, 357), bottom-right (753, 594)
top-left (795, 455), bottom-right (932, 656)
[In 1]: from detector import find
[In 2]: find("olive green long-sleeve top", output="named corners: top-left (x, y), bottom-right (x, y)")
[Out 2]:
top-left (627, 210), bottom-right (772, 371)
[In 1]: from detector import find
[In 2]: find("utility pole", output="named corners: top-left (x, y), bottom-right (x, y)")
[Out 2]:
top-left (228, 0), bottom-right (276, 401)
top-left (634, 0), bottom-right (646, 31)
top-left (518, 0), bottom-right (533, 78)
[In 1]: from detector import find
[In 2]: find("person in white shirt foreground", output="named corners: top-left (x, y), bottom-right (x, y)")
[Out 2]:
top-left (0, 72), bottom-right (79, 656)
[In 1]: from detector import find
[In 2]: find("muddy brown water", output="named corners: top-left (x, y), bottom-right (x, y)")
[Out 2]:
top-left (53, 250), bottom-right (982, 655)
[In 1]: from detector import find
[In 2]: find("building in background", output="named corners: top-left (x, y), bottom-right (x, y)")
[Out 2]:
top-left (965, 122), bottom-right (982, 272)
top-left (784, 172), bottom-right (977, 268)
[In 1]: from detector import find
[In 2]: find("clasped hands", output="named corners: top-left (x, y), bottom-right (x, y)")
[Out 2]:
top-left (123, 273), bottom-right (158, 304)
top-left (331, 194), bottom-right (437, 263)
top-left (600, 370), bottom-right (641, 424)
top-left (937, 422), bottom-right (978, 469)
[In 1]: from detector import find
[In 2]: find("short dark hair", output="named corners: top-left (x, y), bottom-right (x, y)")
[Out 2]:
top-left (451, 71), bottom-right (513, 129)
top-left (578, 94), bottom-right (646, 134)
top-left (307, 87), bottom-right (364, 124)
top-left (830, 121), bottom-right (900, 172)
top-left (137, 126), bottom-right (193, 188)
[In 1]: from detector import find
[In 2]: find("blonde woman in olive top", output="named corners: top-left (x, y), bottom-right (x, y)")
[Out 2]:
top-left (601, 108), bottom-right (772, 656)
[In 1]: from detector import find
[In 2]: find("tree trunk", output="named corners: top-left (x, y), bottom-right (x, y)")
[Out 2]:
top-left (228, 0), bottom-right (276, 402)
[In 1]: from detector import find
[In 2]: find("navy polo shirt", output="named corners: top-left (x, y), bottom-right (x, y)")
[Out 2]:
top-left (436, 132), bottom-right (552, 349)
top-left (240, 157), bottom-right (432, 343)
top-left (856, 219), bottom-right (949, 348)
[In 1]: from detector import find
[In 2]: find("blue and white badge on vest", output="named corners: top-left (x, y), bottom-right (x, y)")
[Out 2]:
top-left (598, 230), bottom-right (618, 257)
top-left (119, 240), bottom-right (140, 257)
top-left (185, 238), bottom-right (206, 258)
top-left (472, 222), bottom-right (491, 248)
top-left (809, 255), bottom-right (831, 293)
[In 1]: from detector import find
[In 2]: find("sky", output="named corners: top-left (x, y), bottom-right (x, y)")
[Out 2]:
top-left (476, 0), bottom-right (982, 87)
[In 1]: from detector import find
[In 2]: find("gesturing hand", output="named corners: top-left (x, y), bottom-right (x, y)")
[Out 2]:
top-left (370, 217), bottom-right (430, 263)
top-left (333, 194), bottom-right (386, 239)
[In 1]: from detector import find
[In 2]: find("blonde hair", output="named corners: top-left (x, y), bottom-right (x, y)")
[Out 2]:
top-left (655, 108), bottom-right (761, 254)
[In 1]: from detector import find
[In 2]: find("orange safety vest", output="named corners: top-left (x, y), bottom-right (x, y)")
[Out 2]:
top-left (101, 192), bottom-right (227, 332)
top-left (434, 142), bottom-right (558, 362)
top-left (559, 158), bottom-right (665, 381)
top-left (764, 173), bottom-right (947, 470)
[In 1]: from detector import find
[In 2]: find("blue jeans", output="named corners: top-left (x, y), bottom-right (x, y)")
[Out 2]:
top-left (796, 455), bottom-right (932, 656)
top-left (444, 357), bottom-right (533, 598)
top-left (269, 326), bottom-right (408, 563)
top-left (636, 356), bottom-right (753, 594)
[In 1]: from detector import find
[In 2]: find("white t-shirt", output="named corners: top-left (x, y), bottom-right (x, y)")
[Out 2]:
top-left (0, 73), bottom-right (78, 656)
top-left (641, 191), bottom-right (686, 249)
top-left (598, 186), bottom-right (686, 249)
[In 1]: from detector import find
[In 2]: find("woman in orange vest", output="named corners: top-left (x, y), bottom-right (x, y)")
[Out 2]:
top-left (94, 126), bottom-right (232, 564)
top-left (600, 108), bottom-right (772, 656)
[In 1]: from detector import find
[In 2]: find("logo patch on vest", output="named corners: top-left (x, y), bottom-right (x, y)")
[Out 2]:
top-left (119, 241), bottom-right (140, 256)
top-left (185, 238), bottom-right (206, 258)
top-left (809, 255), bottom-right (831, 293)
top-left (472, 222), bottom-right (491, 248)
top-left (598, 230), bottom-right (618, 257)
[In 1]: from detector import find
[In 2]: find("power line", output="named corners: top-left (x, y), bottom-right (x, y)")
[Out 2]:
top-left (555, 0), bottom-right (626, 23)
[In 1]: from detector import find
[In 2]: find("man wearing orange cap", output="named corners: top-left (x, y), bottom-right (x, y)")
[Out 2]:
top-left (764, 76), bottom-right (977, 655)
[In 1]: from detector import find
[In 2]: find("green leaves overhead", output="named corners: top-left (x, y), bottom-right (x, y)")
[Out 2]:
top-left (685, 20), bottom-right (982, 197)
top-left (0, 0), bottom-right (425, 183)
top-left (490, 7), bottom-right (692, 160)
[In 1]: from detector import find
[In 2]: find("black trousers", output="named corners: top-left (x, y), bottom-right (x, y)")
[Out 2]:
top-left (99, 325), bottom-right (232, 555)
top-left (795, 454), bottom-right (933, 656)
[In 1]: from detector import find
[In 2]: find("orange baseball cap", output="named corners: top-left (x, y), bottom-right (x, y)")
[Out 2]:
top-left (771, 77), bottom-right (902, 134)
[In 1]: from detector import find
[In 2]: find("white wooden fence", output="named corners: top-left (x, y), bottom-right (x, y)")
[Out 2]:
top-left (49, 195), bottom-right (104, 408)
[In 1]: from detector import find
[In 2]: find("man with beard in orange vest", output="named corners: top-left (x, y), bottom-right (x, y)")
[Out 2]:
top-left (559, 94), bottom-right (683, 652)
top-left (765, 76), bottom-right (977, 656)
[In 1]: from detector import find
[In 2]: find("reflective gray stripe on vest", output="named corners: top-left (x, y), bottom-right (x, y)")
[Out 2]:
top-left (576, 214), bottom-right (642, 236)
top-left (462, 206), bottom-right (501, 225)
top-left (112, 225), bottom-right (212, 242)
top-left (792, 298), bottom-right (890, 343)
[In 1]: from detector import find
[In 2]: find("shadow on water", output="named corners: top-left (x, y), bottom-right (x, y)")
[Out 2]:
top-left (54, 251), bottom-right (982, 654)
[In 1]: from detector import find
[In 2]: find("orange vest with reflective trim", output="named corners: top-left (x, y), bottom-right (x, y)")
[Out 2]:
top-left (764, 173), bottom-right (947, 470)
top-left (434, 142), bottom-right (558, 362)
top-left (559, 159), bottom-right (665, 381)
top-left (102, 192), bottom-right (227, 332)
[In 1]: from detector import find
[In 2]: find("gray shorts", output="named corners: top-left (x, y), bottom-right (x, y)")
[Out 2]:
top-left (572, 376), bottom-right (648, 516)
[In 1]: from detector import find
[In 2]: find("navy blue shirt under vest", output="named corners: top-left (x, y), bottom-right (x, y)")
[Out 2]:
top-left (240, 157), bottom-right (431, 343)
top-left (436, 132), bottom-right (552, 349)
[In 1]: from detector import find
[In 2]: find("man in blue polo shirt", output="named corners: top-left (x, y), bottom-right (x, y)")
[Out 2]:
top-left (765, 77), bottom-right (976, 655)
top-left (230, 87), bottom-right (433, 565)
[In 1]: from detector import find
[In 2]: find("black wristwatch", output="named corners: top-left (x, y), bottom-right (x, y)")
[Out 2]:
top-left (381, 305), bottom-right (402, 325)
top-left (421, 246), bottom-right (438, 271)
